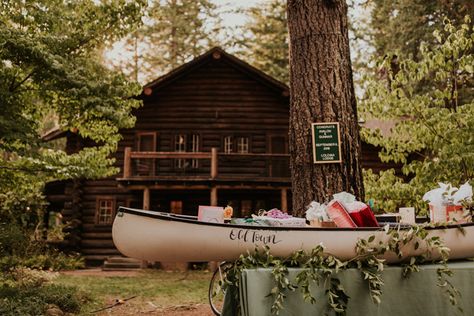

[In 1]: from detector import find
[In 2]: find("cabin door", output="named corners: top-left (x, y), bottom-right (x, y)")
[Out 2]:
top-left (136, 132), bottom-right (157, 176)
top-left (270, 136), bottom-right (290, 178)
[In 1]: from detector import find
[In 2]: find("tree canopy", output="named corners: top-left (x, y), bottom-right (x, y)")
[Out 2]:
top-left (111, 0), bottom-right (219, 83)
top-left (370, 0), bottom-right (473, 60)
top-left (0, 0), bottom-right (145, 223)
top-left (235, 0), bottom-right (289, 83)
top-left (361, 17), bottom-right (474, 212)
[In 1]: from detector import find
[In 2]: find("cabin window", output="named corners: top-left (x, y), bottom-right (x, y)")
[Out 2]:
top-left (135, 132), bottom-right (157, 176)
top-left (224, 136), bottom-right (233, 153)
top-left (237, 137), bottom-right (249, 153)
top-left (95, 197), bottom-right (116, 225)
top-left (190, 134), bottom-right (200, 168)
top-left (269, 135), bottom-right (290, 177)
top-left (175, 134), bottom-right (186, 169)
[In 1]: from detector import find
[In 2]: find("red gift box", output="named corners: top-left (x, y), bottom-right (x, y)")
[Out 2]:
top-left (326, 200), bottom-right (357, 228)
top-left (345, 201), bottom-right (379, 227)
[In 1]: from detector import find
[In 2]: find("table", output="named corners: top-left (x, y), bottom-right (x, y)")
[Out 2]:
top-left (222, 261), bottom-right (474, 316)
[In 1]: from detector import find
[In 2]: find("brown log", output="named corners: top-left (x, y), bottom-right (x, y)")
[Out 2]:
top-left (210, 187), bottom-right (218, 206)
top-left (123, 147), bottom-right (131, 178)
top-left (143, 187), bottom-right (150, 210)
top-left (287, 0), bottom-right (364, 215)
top-left (281, 188), bottom-right (288, 212)
top-left (211, 147), bottom-right (218, 179)
top-left (130, 151), bottom-right (211, 159)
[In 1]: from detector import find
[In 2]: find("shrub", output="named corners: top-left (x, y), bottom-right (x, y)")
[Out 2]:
top-left (0, 283), bottom-right (85, 315)
top-left (0, 222), bottom-right (85, 272)
top-left (0, 267), bottom-right (86, 315)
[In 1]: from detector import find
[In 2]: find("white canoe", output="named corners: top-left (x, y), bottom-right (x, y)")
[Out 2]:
top-left (112, 207), bottom-right (474, 263)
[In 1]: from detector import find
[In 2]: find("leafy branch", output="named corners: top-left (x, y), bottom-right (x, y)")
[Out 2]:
top-left (223, 224), bottom-right (463, 315)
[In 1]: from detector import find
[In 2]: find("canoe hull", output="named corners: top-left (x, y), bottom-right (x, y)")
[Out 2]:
top-left (112, 207), bottom-right (474, 263)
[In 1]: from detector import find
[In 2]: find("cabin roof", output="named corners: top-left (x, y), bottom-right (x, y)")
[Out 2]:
top-left (141, 47), bottom-right (289, 96)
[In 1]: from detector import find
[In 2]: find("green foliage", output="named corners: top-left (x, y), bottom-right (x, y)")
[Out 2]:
top-left (223, 223), bottom-right (460, 315)
top-left (0, 274), bottom-right (85, 316)
top-left (364, 169), bottom-right (424, 213)
top-left (0, 223), bottom-right (84, 271)
top-left (0, 0), bottom-right (145, 182)
top-left (233, 0), bottom-right (288, 83)
top-left (0, 0), bottom-right (144, 275)
top-left (361, 18), bottom-right (474, 211)
top-left (369, 0), bottom-right (472, 60)
top-left (114, 0), bottom-right (220, 83)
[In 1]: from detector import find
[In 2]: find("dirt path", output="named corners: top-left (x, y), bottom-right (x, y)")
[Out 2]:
top-left (61, 268), bottom-right (140, 277)
top-left (60, 269), bottom-right (217, 316)
top-left (95, 303), bottom-right (214, 315)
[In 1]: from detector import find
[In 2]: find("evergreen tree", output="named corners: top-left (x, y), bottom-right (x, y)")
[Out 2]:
top-left (112, 0), bottom-right (220, 83)
top-left (236, 0), bottom-right (289, 83)
top-left (370, 0), bottom-right (473, 60)
top-left (288, 0), bottom-right (364, 214)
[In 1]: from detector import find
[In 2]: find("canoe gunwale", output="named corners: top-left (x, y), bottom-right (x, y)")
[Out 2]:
top-left (116, 206), bottom-right (474, 232)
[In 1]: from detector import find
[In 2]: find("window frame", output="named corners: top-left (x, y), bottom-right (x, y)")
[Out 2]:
top-left (174, 134), bottom-right (187, 169)
top-left (236, 136), bottom-right (250, 154)
top-left (135, 131), bottom-right (158, 176)
top-left (189, 134), bottom-right (200, 169)
top-left (223, 135), bottom-right (233, 154)
top-left (95, 196), bottom-right (116, 226)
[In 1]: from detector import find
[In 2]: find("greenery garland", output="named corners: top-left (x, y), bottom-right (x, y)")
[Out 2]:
top-left (222, 223), bottom-right (464, 315)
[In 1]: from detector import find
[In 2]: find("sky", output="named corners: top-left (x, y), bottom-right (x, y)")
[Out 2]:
top-left (212, 0), bottom-right (264, 27)
top-left (105, 0), bottom-right (372, 85)
top-left (105, 0), bottom-right (267, 82)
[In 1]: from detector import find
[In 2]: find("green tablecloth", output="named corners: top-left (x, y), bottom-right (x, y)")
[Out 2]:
top-left (223, 261), bottom-right (474, 316)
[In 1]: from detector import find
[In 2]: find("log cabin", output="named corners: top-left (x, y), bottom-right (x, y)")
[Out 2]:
top-left (44, 47), bottom-right (398, 265)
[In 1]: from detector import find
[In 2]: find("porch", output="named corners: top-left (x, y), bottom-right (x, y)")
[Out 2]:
top-left (117, 147), bottom-right (292, 213)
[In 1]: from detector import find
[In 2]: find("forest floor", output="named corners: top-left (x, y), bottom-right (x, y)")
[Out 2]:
top-left (56, 269), bottom-right (217, 316)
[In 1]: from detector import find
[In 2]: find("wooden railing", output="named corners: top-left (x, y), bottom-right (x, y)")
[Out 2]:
top-left (122, 147), bottom-right (290, 179)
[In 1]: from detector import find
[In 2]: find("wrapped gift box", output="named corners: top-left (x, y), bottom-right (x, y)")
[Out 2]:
top-left (198, 205), bottom-right (224, 223)
top-left (429, 204), bottom-right (468, 223)
top-left (253, 216), bottom-right (306, 227)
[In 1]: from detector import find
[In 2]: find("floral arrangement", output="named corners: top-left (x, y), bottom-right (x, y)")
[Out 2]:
top-left (258, 208), bottom-right (292, 219)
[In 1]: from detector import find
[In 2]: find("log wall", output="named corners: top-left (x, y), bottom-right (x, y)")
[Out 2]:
top-left (51, 50), bottom-right (399, 265)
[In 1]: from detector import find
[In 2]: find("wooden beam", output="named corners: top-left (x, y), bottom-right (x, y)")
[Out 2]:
top-left (123, 147), bottom-right (132, 178)
top-left (143, 187), bottom-right (150, 210)
top-left (120, 184), bottom-right (291, 191)
top-left (211, 147), bottom-right (218, 179)
top-left (210, 187), bottom-right (218, 206)
top-left (281, 188), bottom-right (288, 212)
top-left (130, 151), bottom-right (211, 159)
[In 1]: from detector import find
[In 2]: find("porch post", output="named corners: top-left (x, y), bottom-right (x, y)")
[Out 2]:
top-left (123, 147), bottom-right (131, 178)
top-left (143, 187), bottom-right (150, 210)
top-left (211, 147), bottom-right (218, 179)
top-left (281, 188), bottom-right (288, 212)
top-left (210, 187), bottom-right (218, 206)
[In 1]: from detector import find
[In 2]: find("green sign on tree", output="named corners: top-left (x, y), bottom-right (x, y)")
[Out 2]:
top-left (311, 122), bottom-right (342, 164)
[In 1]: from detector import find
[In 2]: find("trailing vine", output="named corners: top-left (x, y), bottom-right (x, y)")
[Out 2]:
top-left (222, 223), bottom-right (464, 315)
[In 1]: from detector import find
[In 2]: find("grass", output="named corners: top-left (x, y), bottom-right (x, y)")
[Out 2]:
top-left (54, 269), bottom-right (214, 314)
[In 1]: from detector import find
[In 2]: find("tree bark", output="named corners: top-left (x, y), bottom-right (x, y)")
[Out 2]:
top-left (287, 0), bottom-right (364, 215)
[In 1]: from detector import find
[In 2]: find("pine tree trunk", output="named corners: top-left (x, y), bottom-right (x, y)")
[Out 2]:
top-left (287, 0), bottom-right (364, 216)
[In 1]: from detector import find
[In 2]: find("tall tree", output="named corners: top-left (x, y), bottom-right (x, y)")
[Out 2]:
top-left (0, 0), bottom-right (144, 224)
top-left (236, 0), bottom-right (289, 83)
top-left (361, 18), bottom-right (474, 212)
top-left (112, 0), bottom-right (219, 83)
top-left (370, 0), bottom-right (473, 60)
top-left (287, 0), bottom-right (364, 215)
